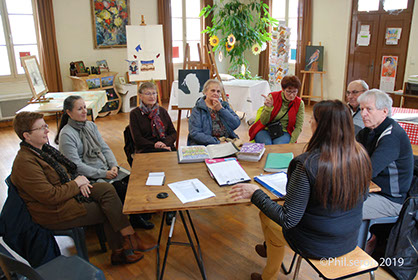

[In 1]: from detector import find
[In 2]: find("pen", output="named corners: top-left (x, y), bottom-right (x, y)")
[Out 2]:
top-left (191, 181), bottom-right (200, 193)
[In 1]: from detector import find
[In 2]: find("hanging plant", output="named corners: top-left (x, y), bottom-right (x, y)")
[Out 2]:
top-left (200, 0), bottom-right (278, 79)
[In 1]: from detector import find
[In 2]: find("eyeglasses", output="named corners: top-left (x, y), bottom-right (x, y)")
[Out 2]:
top-left (28, 124), bottom-right (49, 132)
top-left (346, 90), bottom-right (365, 96)
top-left (141, 92), bottom-right (157, 96)
top-left (285, 89), bottom-right (298, 95)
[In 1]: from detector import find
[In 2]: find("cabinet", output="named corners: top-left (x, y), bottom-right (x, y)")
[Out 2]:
top-left (69, 71), bottom-right (121, 116)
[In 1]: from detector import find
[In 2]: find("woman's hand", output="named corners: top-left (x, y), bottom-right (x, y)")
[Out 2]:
top-left (79, 184), bottom-right (93, 198)
top-left (74, 176), bottom-right (90, 187)
top-left (262, 94), bottom-right (274, 107)
top-left (229, 183), bottom-right (260, 201)
top-left (212, 99), bottom-right (222, 111)
top-left (155, 141), bottom-right (168, 149)
top-left (106, 170), bottom-right (117, 179)
top-left (110, 166), bottom-right (119, 176)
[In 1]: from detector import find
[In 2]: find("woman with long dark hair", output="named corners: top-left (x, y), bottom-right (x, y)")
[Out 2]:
top-left (230, 100), bottom-right (372, 280)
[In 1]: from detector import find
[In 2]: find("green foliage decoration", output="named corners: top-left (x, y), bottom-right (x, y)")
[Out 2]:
top-left (200, 0), bottom-right (278, 79)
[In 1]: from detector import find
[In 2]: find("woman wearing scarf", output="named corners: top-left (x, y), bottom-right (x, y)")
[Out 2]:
top-left (56, 95), bottom-right (154, 230)
top-left (11, 112), bottom-right (156, 265)
top-left (129, 82), bottom-right (177, 153)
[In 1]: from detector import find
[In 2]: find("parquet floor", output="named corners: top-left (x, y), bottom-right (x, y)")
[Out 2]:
top-left (0, 105), bottom-right (397, 279)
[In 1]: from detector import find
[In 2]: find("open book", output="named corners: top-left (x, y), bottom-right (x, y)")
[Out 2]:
top-left (177, 142), bottom-right (239, 163)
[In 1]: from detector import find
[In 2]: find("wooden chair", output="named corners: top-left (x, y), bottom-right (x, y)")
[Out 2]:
top-left (288, 246), bottom-right (378, 280)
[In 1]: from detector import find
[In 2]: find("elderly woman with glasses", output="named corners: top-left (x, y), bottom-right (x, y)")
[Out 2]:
top-left (249, 75), bottom-right (305, 145)
top-left (11, 112), bottom-right (156, 265)
top-left (129, 82), bottom-right (177, 153)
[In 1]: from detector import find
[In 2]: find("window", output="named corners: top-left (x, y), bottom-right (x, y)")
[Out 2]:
top-left (0, 0), bottom-right (39, 78)
top-left (171, 0), bottom-right (202, 64)
top-left (272, 0), bottom-right (298, 64)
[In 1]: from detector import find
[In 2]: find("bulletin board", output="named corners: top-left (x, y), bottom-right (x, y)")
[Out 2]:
top-left (126, 25), bottom-right (166, 82)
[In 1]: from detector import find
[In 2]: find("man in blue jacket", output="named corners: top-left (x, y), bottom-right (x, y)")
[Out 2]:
top-left (356, 89), bottom-right (414, 220)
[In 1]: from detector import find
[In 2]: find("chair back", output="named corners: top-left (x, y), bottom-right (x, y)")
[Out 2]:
top-left (0, 249), bottom-right (44, 280)
top-left (123, 125), bottom-right (135, 166)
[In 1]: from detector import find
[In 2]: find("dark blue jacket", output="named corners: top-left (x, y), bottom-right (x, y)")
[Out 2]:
top-left (0, 176), bottom-right (60, 268)
top-left (187, 96), bottom-right (240, 145)
top-left (357, 117), bottom-right (414, 204)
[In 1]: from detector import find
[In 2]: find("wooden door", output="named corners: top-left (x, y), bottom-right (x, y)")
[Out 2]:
top-left (346, 0), bottom-right (415, 92)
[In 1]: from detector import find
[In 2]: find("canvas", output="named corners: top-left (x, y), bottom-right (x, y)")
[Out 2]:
top-left (304, 45), bottom-right (324, 71)
top-left (178, 69), bottom-right (210, 108)
top-left (126, 25), bottom-right (166, 81)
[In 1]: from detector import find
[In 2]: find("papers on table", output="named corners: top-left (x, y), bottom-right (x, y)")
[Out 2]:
top-left (392, 113), bottom-right (418, 123)
top-left (168, 179), bottom-right (215, 203)
top-left (206, 159), bottom-right (251, 186)
top-left (254, 172), bottom-right (288, 198)
top-left (146, 172), bottom-right (165, 186)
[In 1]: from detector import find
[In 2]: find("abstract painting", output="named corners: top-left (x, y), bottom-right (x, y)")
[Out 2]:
top-left (91, 0), bottom-right (130, 49)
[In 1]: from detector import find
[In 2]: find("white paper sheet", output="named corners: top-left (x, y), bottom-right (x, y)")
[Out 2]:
top-left (168, 179), bottom-right (215, 203)
top-left (146, 172), bottom-right (165, 186)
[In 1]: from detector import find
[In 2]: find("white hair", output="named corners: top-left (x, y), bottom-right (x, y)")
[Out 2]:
top-left (357, 89), bottom-right (392, 117)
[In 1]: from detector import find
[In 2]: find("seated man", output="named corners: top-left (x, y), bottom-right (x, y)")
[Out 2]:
top-left (347, 80), bottom-right (368, 134)
top-left (356, 89), bottom-right (414, 220)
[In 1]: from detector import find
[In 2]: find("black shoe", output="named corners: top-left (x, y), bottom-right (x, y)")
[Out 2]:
top-left (255, 242), bottom-right (267, 258)
top-left (130, 215), bottom-right (154, 230)
top-left (165, 211), bottom-right (176, 225)
top-left (141, 213), bottom-right (152, 220)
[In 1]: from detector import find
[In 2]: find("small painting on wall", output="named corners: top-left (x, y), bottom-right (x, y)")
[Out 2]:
top-left (91, 0), bottom-right (130, 49)
top-left (304, 45), bottom-right (324, 71)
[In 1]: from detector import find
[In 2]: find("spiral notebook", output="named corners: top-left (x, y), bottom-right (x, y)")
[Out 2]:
top-left (205, 158), bottom-right (251, 186)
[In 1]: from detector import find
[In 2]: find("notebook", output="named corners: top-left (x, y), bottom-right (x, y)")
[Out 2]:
top-left (263, 153), bottom-right (294, 172)
top-left (254, 172), bottom-right (288, 198)
top-left (205, 158), bottom-right (251, 186)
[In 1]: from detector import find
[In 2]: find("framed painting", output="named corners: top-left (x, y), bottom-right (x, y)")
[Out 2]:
top-left (91, 0), bottom-right (130, 49)
top-left (304, 45), bottom-right (324, 71)
top-left (21, 56), bottom-right (48, 99)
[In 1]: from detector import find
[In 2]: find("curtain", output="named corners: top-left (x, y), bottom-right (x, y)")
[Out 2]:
top-left (34, 0), bottom-right (63, 92)
top-left (158, 0), bottom-right (174, 102)
top-left (295, 0), bottom-right (312, 80)
top-left (258, 0), bottom-right (271, 80)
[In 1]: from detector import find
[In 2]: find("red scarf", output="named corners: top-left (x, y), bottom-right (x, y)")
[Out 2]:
top-left (249, 91), bottom-right (301, 141)
top-left (139, 103), bottom-right (166, 139)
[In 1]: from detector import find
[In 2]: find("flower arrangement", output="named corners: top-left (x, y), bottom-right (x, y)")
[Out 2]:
top-left (92, 0), bottom-right (129, 48)
top-left (201, 0), bottom-right (277, 79)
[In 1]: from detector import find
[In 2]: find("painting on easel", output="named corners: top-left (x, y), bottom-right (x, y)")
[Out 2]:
top-left (178, 69), bottom-right (210, 108)
top-left (126, 25), bottom-right (166, 82)
top-left (305, 46), bottom-right (324, 71)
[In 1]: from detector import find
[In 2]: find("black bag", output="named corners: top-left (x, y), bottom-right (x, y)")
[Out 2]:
top-left (266, 104), bottom-right (293, 140)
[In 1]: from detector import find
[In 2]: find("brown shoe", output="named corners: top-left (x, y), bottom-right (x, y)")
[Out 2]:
top-left (255, 242), bottom-right (267, 258)
top-left (124, 232), bottom-right (157, 252)
top-left (365, 233), bottom-right (377, 255)
top-left (251, 272), bottom-right (262, 280)
top-left (111, 249), bottom-right (144, 265)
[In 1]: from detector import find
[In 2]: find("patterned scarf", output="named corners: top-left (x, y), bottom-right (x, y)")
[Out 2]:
top-left (67, 118), bottom-right (107, 166)
top-left (21, 141), bottom-right (92, 203)
top-left (139, 101), bottom-right (166, 139)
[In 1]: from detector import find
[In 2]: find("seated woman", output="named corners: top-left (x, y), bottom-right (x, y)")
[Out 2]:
top-left (129, 82), bottom-right (177, 153)
top-left (188, 79), bottom-right (240, 146)
top-left (230, 100), bottom-right (372, 280)
top-left (55, 96), bottom-right (153, 230)
top-left (249, 75), bottom-right (304, 145)
top-left (11, 112), bottom-right (156, 265)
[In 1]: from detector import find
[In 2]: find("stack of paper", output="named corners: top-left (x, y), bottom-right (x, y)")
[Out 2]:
top-left (264, 153), bottom-right (294, 172)
top-left (205, 158), bottom-right (251, 186)
top-left (237, 143), bottom-right (266, 162)
top-left (168, 179), bottom-right (215, 203)
top-left (145, 172), bottom-right (165, 186)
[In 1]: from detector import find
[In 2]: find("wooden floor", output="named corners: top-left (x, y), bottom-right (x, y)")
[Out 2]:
top-left (0, 105), bottom-right (397, 279)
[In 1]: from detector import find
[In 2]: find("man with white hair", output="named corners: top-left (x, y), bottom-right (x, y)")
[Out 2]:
top-left (346, 80), bottom-right (369, 134)
top-left (356, 89), bottom-right (414, 220)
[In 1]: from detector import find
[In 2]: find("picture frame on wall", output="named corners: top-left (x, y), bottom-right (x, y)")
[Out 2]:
top-left (91, 0), bottom-right (130, 49)
top-left (21, 55), bottom-right (48, 99)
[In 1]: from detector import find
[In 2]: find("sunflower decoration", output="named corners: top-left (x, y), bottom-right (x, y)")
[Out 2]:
top-left (252, 43), bottom-right (262, 55)
top-left (209, 35), bottom-right (219, 47)
top-left (227, 34), bottom-right (236, 46)
top-left (226, 42), bottom-right (234, 52)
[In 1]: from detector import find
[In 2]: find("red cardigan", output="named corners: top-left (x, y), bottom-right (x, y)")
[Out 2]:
top-left (249, 91), bottom-right (301, 141)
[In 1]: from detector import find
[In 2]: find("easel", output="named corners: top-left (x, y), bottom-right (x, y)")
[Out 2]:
top-left (134, 15), bottom-right (163, 106)
top-left (299, 42), bottom-right (326, 105)
top-left (173, 43), bottom-right (224, 148)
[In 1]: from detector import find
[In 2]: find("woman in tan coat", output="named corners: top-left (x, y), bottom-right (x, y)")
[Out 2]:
top-left (11, 112), bottom-right (156, 265)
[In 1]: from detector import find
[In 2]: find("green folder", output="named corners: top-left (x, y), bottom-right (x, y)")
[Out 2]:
top-left (263, 153), bottom-right (294, 172)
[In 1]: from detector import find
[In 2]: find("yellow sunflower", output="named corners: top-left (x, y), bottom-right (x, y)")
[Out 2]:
top-left (226, 42), bottom-right (234, 52)
top-left (227, 34), bottom-right (236, 46)
top-left (252, 43), bottom-right (261, 55)
top-left (209, 35), bottom-right (219, 47)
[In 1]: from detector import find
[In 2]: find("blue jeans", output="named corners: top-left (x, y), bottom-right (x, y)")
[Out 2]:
top-left (254, 129), bottom-right (291, 145)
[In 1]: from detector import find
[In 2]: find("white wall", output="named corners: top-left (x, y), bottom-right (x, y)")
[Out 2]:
top-left (404, 2), bottom-right (418, 82)
top-left (53, 0), bottom-right (158, 92)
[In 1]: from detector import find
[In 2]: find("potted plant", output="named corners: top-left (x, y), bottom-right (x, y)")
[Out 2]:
top-left (201, 0), bottom-right (277, 79)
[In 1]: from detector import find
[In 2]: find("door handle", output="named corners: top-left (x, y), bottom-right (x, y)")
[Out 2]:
top-left (370, 61), bottom-right (374, 73)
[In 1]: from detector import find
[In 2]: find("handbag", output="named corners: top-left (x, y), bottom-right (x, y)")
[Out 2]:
top-left (266, 104), bottom-right (293, 140)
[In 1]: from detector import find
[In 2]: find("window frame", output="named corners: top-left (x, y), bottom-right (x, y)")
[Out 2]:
top-left (0, 0), bottom-right (40, 82)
